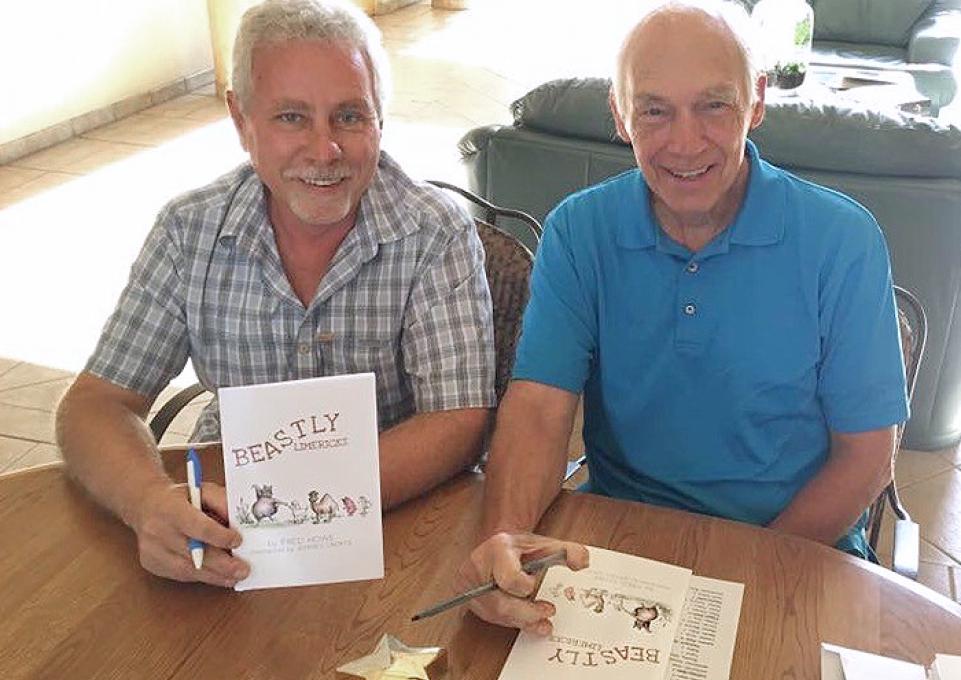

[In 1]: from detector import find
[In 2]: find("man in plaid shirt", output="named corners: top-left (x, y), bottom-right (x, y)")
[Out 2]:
top-left (56, 0), bottom-right (495, 588)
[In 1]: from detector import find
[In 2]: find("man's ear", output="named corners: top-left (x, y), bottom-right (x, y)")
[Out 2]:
top-left (609, 89), bottom-right (631, 143)
top-left (749, 74), bottom-right (766, 130)
top-left (226, 90), bottom-right (250, 152)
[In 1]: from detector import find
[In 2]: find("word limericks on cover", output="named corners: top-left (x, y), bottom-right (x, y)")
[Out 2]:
top-left (231, 412), bottom-right (343, 467)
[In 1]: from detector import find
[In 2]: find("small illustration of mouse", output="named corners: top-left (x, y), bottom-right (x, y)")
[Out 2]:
top-left (632, 605), bottom-right (660, 632)
top-left (251, 484), bottom-right (287, 522)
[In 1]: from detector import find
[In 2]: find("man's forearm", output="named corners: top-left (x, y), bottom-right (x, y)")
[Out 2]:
top-left (56, 376), bottom-right (169, 528)
top-left (480, 382), bottom-right (578, 538)
top-left (378, 407), bottom-right (490, 509)
top-left (769, 427), bottom-right (896, 545)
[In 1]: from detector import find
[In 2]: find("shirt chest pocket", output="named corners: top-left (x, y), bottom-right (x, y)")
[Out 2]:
top-left (322, 331), bottom-right (400, 383)
top-left (188, 292), bottom-right (286, 384)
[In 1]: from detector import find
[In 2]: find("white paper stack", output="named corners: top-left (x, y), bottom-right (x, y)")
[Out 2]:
top-left (930, 654), bottom-right (961, 680)
top-left (821, 643), bottom-right (929, 680)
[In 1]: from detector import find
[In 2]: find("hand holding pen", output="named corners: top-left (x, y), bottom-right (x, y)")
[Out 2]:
top-left (126, 459), bottom-right (248, 587)
top-left (449, 533), bottom-right (590, 636)
top-left (413, 550), bottom-right (568, 621)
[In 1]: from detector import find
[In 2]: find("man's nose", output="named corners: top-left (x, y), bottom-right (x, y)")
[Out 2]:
top-left (666, 110), bottom-right (707, 155)
top-left (306, 123), bottom-right (343, 163)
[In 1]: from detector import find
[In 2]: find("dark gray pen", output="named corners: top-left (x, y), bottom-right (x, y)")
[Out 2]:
top-left (410, 550), bottom-right (568, 622)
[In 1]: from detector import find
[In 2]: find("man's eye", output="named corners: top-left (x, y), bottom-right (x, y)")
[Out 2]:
top-left (277, 112), bottom-right (304, 124)
top-left (704, 101), bottom-right (729, 112)
top-left (640, 107), bottom-right (666, 119)
top-left (336, 109), bottom-right (367, 125)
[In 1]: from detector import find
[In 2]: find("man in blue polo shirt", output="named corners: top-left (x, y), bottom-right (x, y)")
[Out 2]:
top-left (456, 0), bottom-right (908, 636)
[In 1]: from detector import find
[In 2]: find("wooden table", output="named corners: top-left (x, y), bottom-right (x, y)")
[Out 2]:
top-left (1, 445), bottom-right (959, 679)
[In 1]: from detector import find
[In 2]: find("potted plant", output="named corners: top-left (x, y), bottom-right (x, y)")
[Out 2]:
top-left (776, 62), bottom-right (806, 89)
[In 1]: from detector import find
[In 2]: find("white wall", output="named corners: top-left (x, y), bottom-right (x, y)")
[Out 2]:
top-left (0, 0), bottom-right (213, 146)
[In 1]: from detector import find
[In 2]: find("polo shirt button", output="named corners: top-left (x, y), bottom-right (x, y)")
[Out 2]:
top-left (686, 261), bottom-right (699, 273)
top-left (298, 342), bottom-right (311, 355)
top-left (683, 303), bottom-right (697, 316)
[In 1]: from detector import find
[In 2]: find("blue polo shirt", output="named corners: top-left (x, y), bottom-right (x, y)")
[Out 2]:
top-left (513, 141), bottom-right (908, 554)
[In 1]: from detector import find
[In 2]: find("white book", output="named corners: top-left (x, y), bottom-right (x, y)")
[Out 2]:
top-left (498, 546), bottom-right (694, 679)
top-left (821, 643), bottom-right (926, 680)
top-left (930, 654), bottom-right (961, 680)
top-left (219, 373), bottom-right (383, 591)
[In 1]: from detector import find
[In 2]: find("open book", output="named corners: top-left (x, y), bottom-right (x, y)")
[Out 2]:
top-left (219, 373), bottom-right (383, 591)
top-left (498, 546), bottom-right (743, 680)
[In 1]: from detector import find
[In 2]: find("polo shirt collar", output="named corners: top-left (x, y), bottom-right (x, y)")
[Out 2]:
top-left (615, 171), bottom-right (656, 249)
top-left (728, 139), bottom-right (785, 247)
top-left (616, 139), bottom-right (785, 251)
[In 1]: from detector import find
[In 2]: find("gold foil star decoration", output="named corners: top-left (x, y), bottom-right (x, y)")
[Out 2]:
top-left (337, 634), bottom-right (445, 680)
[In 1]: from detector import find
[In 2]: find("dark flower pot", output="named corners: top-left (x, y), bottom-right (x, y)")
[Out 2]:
top-left (776, 70), bottom-right (806, 89)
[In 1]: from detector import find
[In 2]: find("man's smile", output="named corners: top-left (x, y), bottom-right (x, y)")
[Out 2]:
top-left (665, 165), bottom-right (712, 180)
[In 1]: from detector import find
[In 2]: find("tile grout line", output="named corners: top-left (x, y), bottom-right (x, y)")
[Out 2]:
top-left (0, 362), bottom-right (22, 381)
top-left (5, 441), bottom-right (61, 474)
top-left (896, 462), bottom-right (958, 489)
top-left (921, 536), bottom-right (961, 569)
top-left (0, 433), bottom-right (55, 446)
top-left (9, 141), bottom-right (155, 173)
top-left (0, 374), bottom-right (75, 395)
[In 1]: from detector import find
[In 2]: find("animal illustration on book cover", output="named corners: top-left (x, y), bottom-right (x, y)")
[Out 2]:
top-left (234, 483), bottom-right (373, 526)
top-left (547, 582), bottom-right (674, 633)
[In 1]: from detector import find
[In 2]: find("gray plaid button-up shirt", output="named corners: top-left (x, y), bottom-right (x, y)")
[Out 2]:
top-left (86, 152), bottom-right (496, 441)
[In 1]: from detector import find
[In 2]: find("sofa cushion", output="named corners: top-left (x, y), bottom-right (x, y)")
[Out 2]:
top-left (511, 77), bottom-right (961, 180)
top-left (755, 97), bottom-right (961, 179)
top-left (812, 0), bottom-right (932, 46)
top-left (510, 77), bottom-right (622, 146)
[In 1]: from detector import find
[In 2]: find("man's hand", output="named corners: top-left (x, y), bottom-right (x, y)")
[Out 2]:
top-left (130, 480), bottom-right (249, 588)
top-left (456, 532), bottom-right (589, 635)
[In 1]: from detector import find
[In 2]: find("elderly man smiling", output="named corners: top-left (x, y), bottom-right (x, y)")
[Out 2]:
top-left (56, 0), bottom-right (494, 588)
top-left (457, 0), bottom-right (908, 635)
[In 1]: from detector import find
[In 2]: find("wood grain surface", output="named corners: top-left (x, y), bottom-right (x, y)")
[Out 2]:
top-left (0, 445), bottom-right (958, 679)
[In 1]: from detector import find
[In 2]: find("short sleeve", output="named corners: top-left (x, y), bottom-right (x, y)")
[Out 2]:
top-left (401, 209), bottom-right (496, 413)
top-left (511, 203), bottom-right (597, 394)
top-left (818, 213), bottom-right (909, 433)
top-left (84, 206), bottom-right (190, 400)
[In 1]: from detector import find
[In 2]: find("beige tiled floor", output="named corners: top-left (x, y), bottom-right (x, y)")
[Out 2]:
top-left (0, 0), bottom-right (959, 603)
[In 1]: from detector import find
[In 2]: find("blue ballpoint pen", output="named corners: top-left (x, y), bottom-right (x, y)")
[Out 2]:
top-left (185, 448), bottom-right (205, 570)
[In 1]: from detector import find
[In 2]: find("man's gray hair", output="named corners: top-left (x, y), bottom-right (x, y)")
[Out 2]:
top-left (231, 0), bottom-right (391, 121)
top-left (612, 0), bottom-right (762, 116)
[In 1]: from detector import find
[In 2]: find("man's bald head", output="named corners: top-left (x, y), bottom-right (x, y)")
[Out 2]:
top-left (612, 1), bottom-right (761, 120)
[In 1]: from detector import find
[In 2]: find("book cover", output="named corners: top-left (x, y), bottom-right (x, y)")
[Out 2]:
top-left (498, 546), bottom-right (693, 679)
top-left (219, 373), bottom-right (383, 591)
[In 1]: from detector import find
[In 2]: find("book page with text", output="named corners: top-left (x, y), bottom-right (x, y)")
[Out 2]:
top-left (669, 575), bottom-right (743, 680)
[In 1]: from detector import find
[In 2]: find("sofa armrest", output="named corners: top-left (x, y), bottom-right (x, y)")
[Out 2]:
top-left (458, 125), bottom-right (502, 199)
top-left (908, 0), bottom-right (961, 66)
